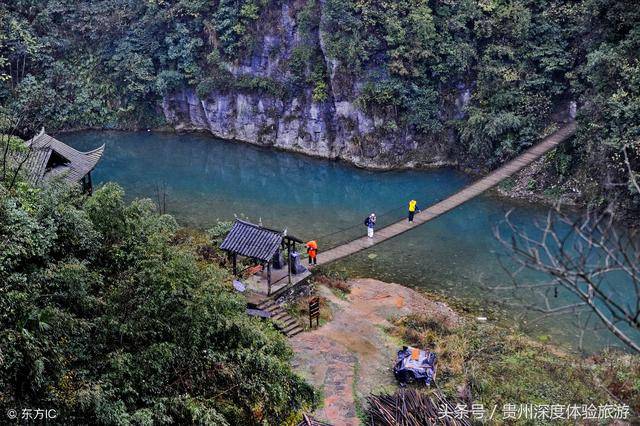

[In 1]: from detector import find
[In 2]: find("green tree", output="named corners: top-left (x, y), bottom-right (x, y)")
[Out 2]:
top-left (0, 182), bottom-right (317, 425)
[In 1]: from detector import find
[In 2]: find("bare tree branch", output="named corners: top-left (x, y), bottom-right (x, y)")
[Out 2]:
top-left (495, 204), bottom-right (640, 353)
top-left (622, 142), bottom-right (640, 196)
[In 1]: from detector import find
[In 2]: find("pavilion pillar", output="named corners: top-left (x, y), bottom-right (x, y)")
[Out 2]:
top-left (287, 240), bottom-right (292, 285)
top-left (267, 262), bottom-right (272, 296)
top-left (87, 172), bottom-right (93, 195)
top-left (232, 253), bottom-right (237, 276)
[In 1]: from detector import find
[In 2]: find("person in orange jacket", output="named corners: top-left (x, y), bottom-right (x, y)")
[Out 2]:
top-left (306, 240), bottom-right (318, 265)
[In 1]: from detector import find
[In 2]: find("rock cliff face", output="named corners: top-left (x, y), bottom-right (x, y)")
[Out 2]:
top-left (162, 2), bottom-right (469, 169)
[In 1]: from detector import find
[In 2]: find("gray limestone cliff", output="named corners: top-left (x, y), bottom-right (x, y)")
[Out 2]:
top-left (161, 2), bottom-right (471, 169)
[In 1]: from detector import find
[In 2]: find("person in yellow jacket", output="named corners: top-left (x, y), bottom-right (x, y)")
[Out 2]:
top-left (306, 240), bottom-right (318, 265)
top-left (408, 199), bottom-right (420, 223)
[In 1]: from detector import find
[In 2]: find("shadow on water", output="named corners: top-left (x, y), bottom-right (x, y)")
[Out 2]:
top-left (64, 130), bottom-right (638, 354)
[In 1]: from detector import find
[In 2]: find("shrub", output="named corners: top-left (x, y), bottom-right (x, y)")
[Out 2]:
top-left (0, 182), bottom-right (318, 424)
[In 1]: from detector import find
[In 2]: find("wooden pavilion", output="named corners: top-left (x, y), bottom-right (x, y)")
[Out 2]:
top-left (220, 219), bottom-right (305, 295)
top-left (23, 128), bottom-right (104, 193)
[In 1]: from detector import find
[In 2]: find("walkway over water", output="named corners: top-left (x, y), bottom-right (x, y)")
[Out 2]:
top-left (315, 122), bottom-right (577, 267)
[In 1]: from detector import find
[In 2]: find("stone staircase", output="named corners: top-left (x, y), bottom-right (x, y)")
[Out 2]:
top-left (257, 299), bottom-right (304, 338)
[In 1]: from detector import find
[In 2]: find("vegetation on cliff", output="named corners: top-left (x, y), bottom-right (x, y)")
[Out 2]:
top-left (0, 0), bottom-right (638, 212)
top-left (0, 179), bottom-right (316, 424)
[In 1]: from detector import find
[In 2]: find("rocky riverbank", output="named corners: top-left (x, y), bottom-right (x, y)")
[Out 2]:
top-left (290, 278), bottom-right (460, 425)
top-left (289, 277), bottom-right (639, 425)
top-left (159, 0), bottom-right (585, 208)
top-left (161, 2), bottom-right (467, 171)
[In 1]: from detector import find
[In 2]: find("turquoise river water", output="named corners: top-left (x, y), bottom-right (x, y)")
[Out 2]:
top-left (64, 131), bottom-right (638, 353)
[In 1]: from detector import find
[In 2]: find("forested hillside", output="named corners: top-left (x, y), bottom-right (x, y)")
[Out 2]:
top-left (0, 0), bottom-right (638, 215)
top-left (0, 181), bottom-right (316, 423)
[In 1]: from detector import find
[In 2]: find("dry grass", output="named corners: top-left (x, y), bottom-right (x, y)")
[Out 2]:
top-left (590, 350), bottom-right (640, 414)
top-left (389, 314), bottom-right (640, 421)
top-left (312, 272), bottom-right (351, 298)
top-left (287, 295), bottom-right (333, 330)
top-left (393, 314), bottom-right (450, 348)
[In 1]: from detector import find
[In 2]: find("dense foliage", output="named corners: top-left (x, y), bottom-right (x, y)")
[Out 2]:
top-left (0, 0), bottom-right (638, 213)
top-left (0, 0), bottom-right (276, 129)
top-left (320, 0), bottom-right (639, 212)
top-left (0, 181), bottom-right (316, 424)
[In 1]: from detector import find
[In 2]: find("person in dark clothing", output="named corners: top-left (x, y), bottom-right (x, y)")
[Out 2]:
top-left (365, 213), bottom-right (376, 238)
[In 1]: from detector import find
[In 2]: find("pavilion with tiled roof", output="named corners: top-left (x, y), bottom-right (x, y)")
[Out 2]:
top-left (23, 128), bottom-right (104, 193)
top-left (220, 219), bottom-right (305, 295)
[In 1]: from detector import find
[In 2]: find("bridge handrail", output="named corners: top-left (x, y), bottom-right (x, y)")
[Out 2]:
top-left (309, 122), bottom-right (577, 265)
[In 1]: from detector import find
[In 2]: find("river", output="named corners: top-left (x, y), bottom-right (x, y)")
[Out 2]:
top-left (64, 130), bottom-right (638, 353)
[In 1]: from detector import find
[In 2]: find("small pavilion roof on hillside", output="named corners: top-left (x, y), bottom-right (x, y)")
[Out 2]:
top-left (220, 220), bottom-right (285, 262)
top-left (220, 219), bottom-right (303, 262)
top-left (220, 219), bottom-right (305, 294)
top-left (23, 128), bottom-right (105, 184)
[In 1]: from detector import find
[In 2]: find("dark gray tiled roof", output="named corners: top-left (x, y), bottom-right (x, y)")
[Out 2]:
top-left (220, 220), bottom-right (283, 262)
top-left (24, 129), bottom-right (104, 184)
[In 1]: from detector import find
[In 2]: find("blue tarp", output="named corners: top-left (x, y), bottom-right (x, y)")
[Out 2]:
top-left (246, 308), bottom-right (271, 319)
top-left (393, 346), bottom-right (437, 386)
top-left (233, 280), bottom-right (246, 292)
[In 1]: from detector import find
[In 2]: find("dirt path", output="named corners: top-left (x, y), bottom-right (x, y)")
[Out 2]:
top-left (291, 278), bottom-right (460, 425)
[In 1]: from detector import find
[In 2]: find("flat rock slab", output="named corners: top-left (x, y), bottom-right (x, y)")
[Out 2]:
top-left (291, 278), bottom-right (460, 425)
top-left (246, 267), bottom-right (311, 296)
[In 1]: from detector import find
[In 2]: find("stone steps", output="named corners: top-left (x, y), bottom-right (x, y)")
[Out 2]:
top-left (257, 300), bottom-right (304, 338)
